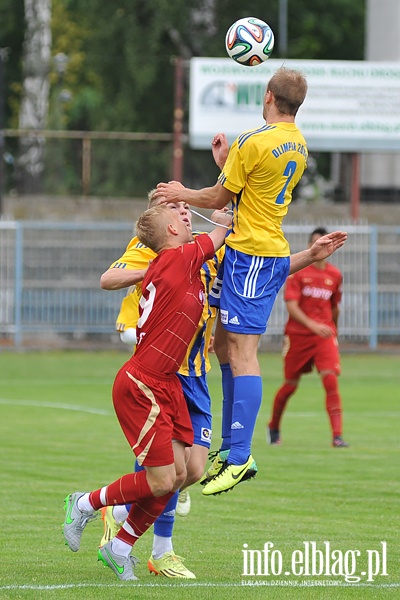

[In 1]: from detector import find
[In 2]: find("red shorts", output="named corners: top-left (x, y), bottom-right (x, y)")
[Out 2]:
top-left (283, 333), bottom-right (341, 380)
top-left (112, 359), bottom-right (194, 467)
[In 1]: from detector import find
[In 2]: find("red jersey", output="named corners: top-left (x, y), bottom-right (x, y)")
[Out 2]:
top-left (132, 234), bottom-right (215, 375)
top-left (284, 262), bottom-right (342, 336)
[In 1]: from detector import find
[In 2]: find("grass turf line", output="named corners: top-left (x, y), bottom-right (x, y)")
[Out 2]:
top-left (0, 350), bottom-right (399, 600)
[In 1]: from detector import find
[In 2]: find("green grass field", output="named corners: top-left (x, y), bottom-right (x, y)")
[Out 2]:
top-left (0, 350), bottom-right (399, 600)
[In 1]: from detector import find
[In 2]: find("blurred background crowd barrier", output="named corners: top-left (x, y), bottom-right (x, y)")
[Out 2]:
top-left (1, 221), bottom-right (399, 350)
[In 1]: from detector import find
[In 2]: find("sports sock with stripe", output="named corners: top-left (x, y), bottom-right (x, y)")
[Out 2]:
top-left (220, 363), bottom-right (234, 451)
top-left (227, 375), bottom-right (262, 465)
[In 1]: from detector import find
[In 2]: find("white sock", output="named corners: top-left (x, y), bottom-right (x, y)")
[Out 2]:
top-left (152, 535), bottom-right (173, 559)
top-left (111, 537), bottom-right (133, 558)
top-left (76, 493), bottom-right (94, 513)
top-left (113, 505), bottom-right (129, 524)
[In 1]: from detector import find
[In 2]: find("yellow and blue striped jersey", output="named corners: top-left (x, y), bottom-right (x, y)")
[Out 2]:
top-left (115, 285), bottom-right (141, 332)
top-left (111, 235), bottom-right (224, 377)
top-left (218, 123), bottom-right (308, 257)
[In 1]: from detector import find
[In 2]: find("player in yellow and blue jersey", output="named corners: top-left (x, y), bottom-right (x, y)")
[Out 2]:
top-left (99, 190), bottom-right (224, 578)
top-left (155, 67), bottom-right (309, 495)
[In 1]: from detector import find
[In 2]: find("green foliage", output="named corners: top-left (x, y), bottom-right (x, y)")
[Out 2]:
top-left (89, 140), bottom-right (172, 196)
top-left (7, 0), bottom-right (365, 132)
top-left (0, 0), bottom-right (24, 127)
top-left (60, 0), bottom-right (192, 132)
top-left (3, 0), bottom-right (366, 194)
top-left (288, 0), bottom-right (365, 60)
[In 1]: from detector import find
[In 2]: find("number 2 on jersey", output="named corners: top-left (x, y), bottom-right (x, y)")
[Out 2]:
top-left (275, 160), bottom-right (297, 205)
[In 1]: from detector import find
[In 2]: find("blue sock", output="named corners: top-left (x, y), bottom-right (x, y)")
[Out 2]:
top-left (153, 491), bottom-right (179, 538)
top-left (220, 363), bottom-right (234, 451)
top-left (228, 375), bottom-right (262, 465)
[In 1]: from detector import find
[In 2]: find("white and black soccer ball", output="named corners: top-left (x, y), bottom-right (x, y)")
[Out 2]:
top-left (225, 17), bottom-right (274, 67)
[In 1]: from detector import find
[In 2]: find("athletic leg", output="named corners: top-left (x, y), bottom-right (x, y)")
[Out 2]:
top-left (213, 316), bottom-right (233, 452)
top-left (321, 371), bottom-right (348, 446)
top-left (268, 378), bottom-right (299, 443)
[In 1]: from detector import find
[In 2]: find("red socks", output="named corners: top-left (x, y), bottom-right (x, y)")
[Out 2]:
top-left (269, 375), bottom-right (343, 438)
top-left (89, 469), bottom-right (153, 509)
top-left (269, 382), bottom-right (297, 429)
top-left (117, 493), bottom-right (174, 546)
top-left (322, 373), bottom-right (342, 437)
top-left (88, 469), bottom-right (175, 548)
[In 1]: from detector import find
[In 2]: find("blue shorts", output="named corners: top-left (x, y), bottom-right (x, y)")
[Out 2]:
top-left (210, 246), bottom-right (290, 335)
top-left (177, 372), bottom-right (212, 448)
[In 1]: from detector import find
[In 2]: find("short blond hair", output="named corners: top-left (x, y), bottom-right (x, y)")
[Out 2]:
top-left (147, 188), bottom-right (158, 208)
top-left (136, 205), bottom-right (171, 253)
top-left (267, 67), bottom-right (307, 116)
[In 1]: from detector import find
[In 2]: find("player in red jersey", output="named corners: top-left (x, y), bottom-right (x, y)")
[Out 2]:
top-left (268, 227), bottom-right (349, 448)
top-left (62, 204), bottom-right (232, 581)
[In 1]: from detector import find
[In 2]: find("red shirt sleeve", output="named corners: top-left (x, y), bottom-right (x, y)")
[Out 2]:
top-left (330, 269), bottom-right (343, 308)
top-left (183, 233), bottom-right (216, 276)
top-left (284, 273), bottom-right (302, 302)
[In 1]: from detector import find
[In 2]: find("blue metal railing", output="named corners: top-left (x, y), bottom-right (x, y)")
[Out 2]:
top-left (1, 221), bottom-right (399, 348)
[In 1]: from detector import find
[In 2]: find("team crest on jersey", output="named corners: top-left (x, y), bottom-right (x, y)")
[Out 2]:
top-left (201, 428), bottom-right (212, 442)
top-left (220, 309), bottom-right (228, 324)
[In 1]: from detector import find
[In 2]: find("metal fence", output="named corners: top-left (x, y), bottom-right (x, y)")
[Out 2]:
top-left (1, 221), bottom-right (399, 349)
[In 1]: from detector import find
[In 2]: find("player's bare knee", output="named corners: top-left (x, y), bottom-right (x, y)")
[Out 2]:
top-left (152, 481), bottom-right (175, 497)
top-left (147, 473), bottom-right (176, 497)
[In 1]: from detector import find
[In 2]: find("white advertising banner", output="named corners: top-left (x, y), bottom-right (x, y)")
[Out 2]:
top-left (189, 58), bottom-right (400, 152)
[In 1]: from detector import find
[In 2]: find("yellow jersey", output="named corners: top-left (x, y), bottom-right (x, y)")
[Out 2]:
top-left (218, 123), bottom-right (308, 257)
top-left (111, 235), bottom-right (224, 377)
top-left (115, 285), bottom-right (141, 332)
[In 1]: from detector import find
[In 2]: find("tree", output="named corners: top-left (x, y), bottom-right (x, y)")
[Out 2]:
top-left (2, 0), bottom-right (366, 195)
top-left (17, 0), bottom-right (51, 193)
top-left (287, 0), bottom-right (365, 60)
top-left (0, 0), bottom-right (25, 127)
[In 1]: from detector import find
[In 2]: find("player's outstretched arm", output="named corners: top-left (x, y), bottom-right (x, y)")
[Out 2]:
top-left (289, 231), bottom-right (347, 275)
top-left (207, 208), bottom-right (232, 251)
top-left (100, 267), bottom-right (147, 290)
top-left (155, 180), bottom-right (233, 210)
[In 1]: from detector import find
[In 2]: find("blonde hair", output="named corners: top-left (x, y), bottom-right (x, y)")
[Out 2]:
top-left (267, 67), bottom-right (307, 116)
top-left (147, 188), bottom-right (158, 208)
top-left (136, 205), bottom-right (171, 253)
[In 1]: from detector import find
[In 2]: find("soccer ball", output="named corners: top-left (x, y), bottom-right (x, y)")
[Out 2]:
top-left (225, 17), bottom-right (274, 67)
